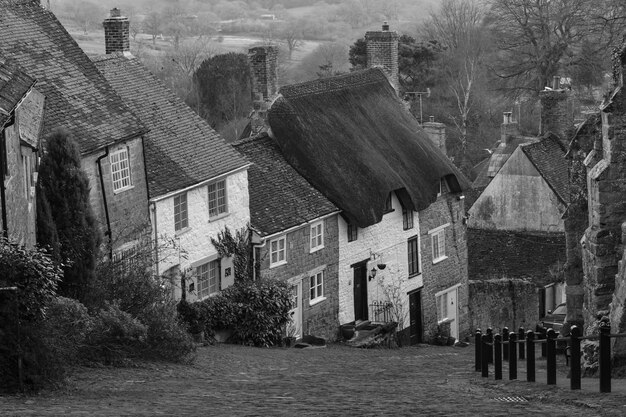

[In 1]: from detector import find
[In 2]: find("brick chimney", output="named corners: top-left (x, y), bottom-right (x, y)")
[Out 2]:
top-left (500, 111), bottom-right (519, 144)
top-left (365, 22), bottom-right (399, 92)
top-left (248, 46), bottom-right (278, 136)
top-left (103, 8), bottom-right (129, 54)
top-left (539, 76), bottom-right (573, 145)
top-left (422, 116), bottom-right (447, 156)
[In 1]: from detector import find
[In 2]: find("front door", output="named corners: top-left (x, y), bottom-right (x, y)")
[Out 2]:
top-left (353, 262), bottom-right (368, 321)
top-left (288, 280), bottom-right (302, 338)
top-left (447, 287), bottom-right (458, 340)
top-left (409, 290), bottom-right (423, 345)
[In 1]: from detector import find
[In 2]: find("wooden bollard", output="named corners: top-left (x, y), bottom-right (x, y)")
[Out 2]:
top-left (599, 318), bottom-right (611, 393)
top-left (518, 327), bottom-right (525, 360)
top-left (494, 334), bottom-right (502, 380)
top-left (481, 334), bottom-right (489, 378)
top-left (526, 330), bottom-right (535, 382)
top-left (486, 328), bottom-right (493, 364)
top-left (475, 329), bottom-right (482, 372)
top-left (570, 325), bottom-right (581, 390)
top-left (502, 327), bottom-right (509, 361)
top-left (546, 329), bottom-right (556, 385)
top-left (509, 332), bottom-right (517, 380)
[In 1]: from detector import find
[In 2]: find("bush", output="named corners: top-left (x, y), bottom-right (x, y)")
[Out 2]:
top-left (43, 297), bottom-right (93, 363)
top-left (179, 279), bottom-right (292, 347)
top-left (141, 302), bottom-right (196, 363)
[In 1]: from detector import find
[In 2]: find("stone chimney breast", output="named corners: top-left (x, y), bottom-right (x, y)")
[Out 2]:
top-left (103, 8), bottom-right (130, 55)
top-left (365, 22), bottom-right (399, 93)
top-left (423, 117), bottom-right (447, 156)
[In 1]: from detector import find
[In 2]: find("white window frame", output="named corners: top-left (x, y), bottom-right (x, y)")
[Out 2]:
top-left (174, 192), bottom-right (188, 232)
top-left (208, 179), bottom-right (227, 219)
top-left (110, 147), bottom-right (132, 193)
top-left (197, 259), bottom-right (220, 299)
top-left (310, 221), bottom-right (324, 253)
top-left (309, 270), bottom-right (325, 305)
top-left (429, 223), bottom-right (450, 264)
top-left (269, 236), bottom-right (287, 268)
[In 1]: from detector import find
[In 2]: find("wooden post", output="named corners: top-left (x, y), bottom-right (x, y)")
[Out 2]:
top-left (494, 334), bottom-right (502, 380)
top-left (481, 334), bottom-right (489, 378)
top-left (526, 330), bottom-right (535, 382)
top-left (518, 327), bottom-right (525, 360)
top-left (570, 325), bottom-right (581, 390)
top-left (486, 327), bottom-right (493, 364)
top-left (502, 327), bottom-right (509, 361)
top-left (546, 328), bottom-right (556, 385)
top-left (475, 329), bottom-right (482, 372)
top-left (599, 319), bottom-right (611, 393)
top-left (509, 332), bottom-right (517, 380)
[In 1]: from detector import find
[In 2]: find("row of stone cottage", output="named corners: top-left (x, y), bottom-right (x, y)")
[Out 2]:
top-left (0, 2), bottom-right (470, 343)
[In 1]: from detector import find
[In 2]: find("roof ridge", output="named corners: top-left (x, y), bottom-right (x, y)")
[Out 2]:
top-left (278, 68), bottom-right (388, 99)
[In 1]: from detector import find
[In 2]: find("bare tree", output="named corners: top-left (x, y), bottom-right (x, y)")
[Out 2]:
top-left (278, 19), bottom-right (303, 60)
top-left (143, 11), bottom-right (163, 46)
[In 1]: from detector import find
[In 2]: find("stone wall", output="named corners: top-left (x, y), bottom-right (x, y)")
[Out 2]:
top-left (83, 136), bottom-right (150, 252)
top-left (259, 215), bottom-right (340, 341)
top-left (468, 228), bottom-right (566, 287)
top-left (248, 45), bottom-right (278, 101)
top-left (469, 279), bottom-right (539, 334)
top-left (539, 88), bottom-right (574, 146)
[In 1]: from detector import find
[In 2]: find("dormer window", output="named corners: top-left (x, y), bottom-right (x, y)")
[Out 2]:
top-left (384, 193), bottom-right (393, 212)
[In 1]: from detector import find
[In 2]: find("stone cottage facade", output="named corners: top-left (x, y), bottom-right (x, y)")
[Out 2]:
top-left (94, 9), bottom-right (251, 302)
top-left (0, 59), bottom-right (42, 248)
top-left (0, 1), bottom-right (150, 256)
top-left (234, 134), bottom-right (340, 340)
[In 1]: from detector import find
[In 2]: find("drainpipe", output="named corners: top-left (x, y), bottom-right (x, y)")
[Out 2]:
top-left (150, 202), bottom-right (159, 276)
top-left (96, 147), bottom-right (112, 258)
top-left (1, 128), bottom-right (9, 238)
top-left (250, 227), bottom-right (267, 281)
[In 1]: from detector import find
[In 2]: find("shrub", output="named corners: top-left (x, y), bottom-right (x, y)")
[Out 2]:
top-left (84, 302), bottom-right (148, 365)
top-left (141, 302), bottom-right (196, 363)
top-left (178, 279), bottom-right (292, 347)
top-left (43, 297), bottom-right (93, 363)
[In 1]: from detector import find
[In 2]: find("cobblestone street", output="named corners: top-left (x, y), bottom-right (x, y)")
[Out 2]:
top-left (2, 343), bottom-right (626, 416)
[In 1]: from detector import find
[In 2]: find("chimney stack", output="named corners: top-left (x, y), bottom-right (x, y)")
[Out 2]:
top-left (501, 111), bottom-right (519, 144)
top-left (248, 46), bottom-right (278, 136)
top-left (422, 116), bottom-right (447, 156)
top-left (103, 8), bottom-right (130, 55)
top-left (365, 22), bottom-right (399, 92)
top-left (539, 76), bottom-right (573, 145)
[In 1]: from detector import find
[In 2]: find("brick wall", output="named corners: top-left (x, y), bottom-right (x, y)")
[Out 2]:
top-left (103, 9), bottom-right (129, 54)
top-left (258, 215), bottom-right (340, 341)
top-left (469, 279), bottom-right (539, 334)
top-left (419, 193), bottom-right (469, 341)
top-left (1, 122), bottom-right (36, 247)
top-left (468, 228), bottom-right (566, 286)
top-left (248, 46), bottom-right (278, 101)
top-left (83, 137), bottom-right (150, 252)
top-left (365, 27), bottom-right (398, 92)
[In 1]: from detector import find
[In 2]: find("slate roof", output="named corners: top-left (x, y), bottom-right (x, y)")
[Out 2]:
top-left (233, 133), bottom-right (339, 236)
top-left (93, 54), bottom-right (249, 198)
top-left (0, 0), bottom-right (146, 154)
top-left (0, 58), bottom-right (35, 128)
top-left (521, 134), bottom-right (569, 205)
top-left (267, 68), bottom-right (470, 228)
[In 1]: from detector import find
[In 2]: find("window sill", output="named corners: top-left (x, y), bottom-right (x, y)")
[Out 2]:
top-left (208, 212), bottom-right (230, 222)
top-left (175, 226), bottom-right (192, 236)
top-left (269, 260), bottom-right (287, 269)
top-left (113, 185), bottom-right (134, 195)
top-left (310, 245), bottom-right (324, 254)
top-left (437, 317), bottom-right (453, 325)
top-left (309, 296), bottom-right (326, 306)
top-left (432, 256), bottom-right (448, 265)
top-left (409, 272), bottom-right (422, 279)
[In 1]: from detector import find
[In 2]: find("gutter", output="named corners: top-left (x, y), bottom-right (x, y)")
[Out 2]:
top-left (96, 147), bottom-right (112, 258)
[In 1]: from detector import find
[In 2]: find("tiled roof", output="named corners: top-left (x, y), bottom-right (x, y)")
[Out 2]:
top-left (0, 58), bottom-right (35, 128)
top-left (0, 0), bottom-right (145, 154)
top-left (93, 54), bottom-right (249, 198)
top-left (233, 134), bottom-right (338, 236)
top-left (521, 135), bottom-right (569, 204)
top-left (268, 68), bottom-right (470, 228)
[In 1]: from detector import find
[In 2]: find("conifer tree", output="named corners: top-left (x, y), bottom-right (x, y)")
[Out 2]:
top-left (36, 129), bottom-right (100, 302)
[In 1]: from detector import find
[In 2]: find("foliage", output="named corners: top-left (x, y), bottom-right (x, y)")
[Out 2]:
top-left (0, 240), bottom-right (63, 392)
top-left (178, 279), bottom-right (292, 347)
top-left (211, 225), bottom-right (252, 283)
top-left (37, 128), bottom-right (101, 303)
top-left (194, 53), bottom-right (253, 130)
top-left (140, 302), bottom-right (196, 363)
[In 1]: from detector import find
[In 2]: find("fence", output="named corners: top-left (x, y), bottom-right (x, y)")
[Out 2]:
top-left (369, 301), bottom-right (393, 323)
top-left (474, 318), bottom-right (626, 393)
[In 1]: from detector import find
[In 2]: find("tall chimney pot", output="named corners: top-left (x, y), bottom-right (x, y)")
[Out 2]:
top-left (552, 76), bottom-right (560, 90)
top-left (382, 21), bottom-right (389, 31)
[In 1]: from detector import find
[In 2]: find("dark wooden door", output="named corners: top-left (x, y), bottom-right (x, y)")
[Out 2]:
top-left (353, 262), bottom-right (368, 321)
top-left (409, 290), bottom-right (423, 345)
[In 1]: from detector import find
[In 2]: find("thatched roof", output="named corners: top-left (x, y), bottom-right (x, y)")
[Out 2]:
top-left (267, 68), bottom-right (470, 228)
